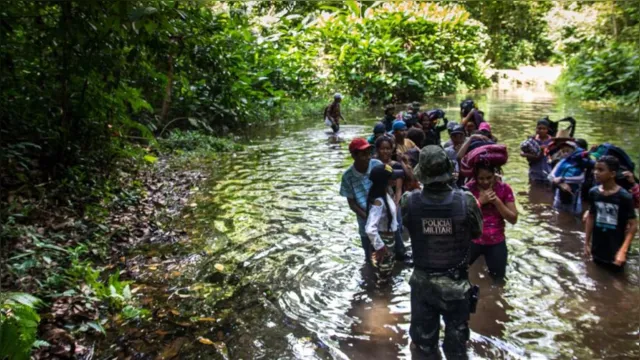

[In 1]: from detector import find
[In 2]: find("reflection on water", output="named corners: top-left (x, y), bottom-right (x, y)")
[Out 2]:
top-left (188, 88), bottom-right (639, 359)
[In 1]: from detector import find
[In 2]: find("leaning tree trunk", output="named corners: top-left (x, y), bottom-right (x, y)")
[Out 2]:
top-left (160, 55), bottom-right (174, 128)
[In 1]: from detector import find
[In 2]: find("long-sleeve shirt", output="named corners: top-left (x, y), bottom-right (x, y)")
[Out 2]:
top-left (365, 195), bottom-right (398, 250)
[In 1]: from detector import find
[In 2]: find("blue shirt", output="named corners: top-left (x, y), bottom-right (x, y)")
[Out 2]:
top-left (340, 159), bottom-right (383, 211)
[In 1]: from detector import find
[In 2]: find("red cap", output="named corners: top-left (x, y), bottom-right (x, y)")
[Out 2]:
top-left (349, 138), bottom-right (371, 152)
top-left (479, 122), bottom-right (491, 132)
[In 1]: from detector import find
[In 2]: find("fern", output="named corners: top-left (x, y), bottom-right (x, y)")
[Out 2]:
top-left (0, 293), bottom-right (42, 360)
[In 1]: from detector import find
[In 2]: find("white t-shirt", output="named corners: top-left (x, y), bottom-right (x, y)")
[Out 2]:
top-left (365, 194), bottom-right (398, 250)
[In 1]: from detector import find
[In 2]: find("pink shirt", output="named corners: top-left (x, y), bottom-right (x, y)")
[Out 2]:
top-left (467, 180), bottom-right (515, 245)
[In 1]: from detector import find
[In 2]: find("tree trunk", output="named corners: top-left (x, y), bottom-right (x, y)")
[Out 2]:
top-left (160, 55), bottom-right (174, 126)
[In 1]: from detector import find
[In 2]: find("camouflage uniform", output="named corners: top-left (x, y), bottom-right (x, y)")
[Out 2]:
top-left (403, 146), bottom-right (483, 359)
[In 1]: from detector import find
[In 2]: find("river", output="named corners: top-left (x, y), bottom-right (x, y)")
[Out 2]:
top-left (111, 88), bottom-right (640, 359)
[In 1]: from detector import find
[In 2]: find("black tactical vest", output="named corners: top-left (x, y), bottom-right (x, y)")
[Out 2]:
top-left (406, 189), bottom-right (470, 271)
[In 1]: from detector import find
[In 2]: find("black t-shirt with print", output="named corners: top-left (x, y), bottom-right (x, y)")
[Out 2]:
top-left (588, 186), bottom-right (637, 263)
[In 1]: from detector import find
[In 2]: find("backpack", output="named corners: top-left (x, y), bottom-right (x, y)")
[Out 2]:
top-left (591, 143), bottom-right (635, 172)
top-left (460, 144), bottom-right (509, 177)
top-left (540, 116), bottom-right (576, 138)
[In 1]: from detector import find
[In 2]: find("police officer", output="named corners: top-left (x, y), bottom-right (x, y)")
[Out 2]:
top-left (402, 145), bottom-right (483, 359)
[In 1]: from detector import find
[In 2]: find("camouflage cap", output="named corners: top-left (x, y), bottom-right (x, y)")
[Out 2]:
top-left (413, 145), bottom-right (453, 185)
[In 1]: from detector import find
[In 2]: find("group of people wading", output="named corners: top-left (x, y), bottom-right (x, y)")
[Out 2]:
top-left (326, 93), bottom-right (639, 359)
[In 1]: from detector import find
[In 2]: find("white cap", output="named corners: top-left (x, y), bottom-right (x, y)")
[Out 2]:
top-left (334, 93), bottom-right (343, 99)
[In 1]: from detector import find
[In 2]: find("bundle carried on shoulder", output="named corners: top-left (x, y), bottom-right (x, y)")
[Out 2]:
top-left (591, 143), bottom-right (635, 172)
top-left (520, 137), bottom-right (541, 156)
top-left (460, 143), bottom-right (509, 177)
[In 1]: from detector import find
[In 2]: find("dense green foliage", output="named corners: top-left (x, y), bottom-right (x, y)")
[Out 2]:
top-left (462, 0), bottom-right (553, 68)
top-left (0, 293), bottom-right (41, 360)
top-left (317, 2), bottom-right (490, 103)
top-left (555, 1), bottom-right (640, 107)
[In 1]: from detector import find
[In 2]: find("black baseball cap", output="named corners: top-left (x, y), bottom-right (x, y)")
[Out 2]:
top-left (369, 164), bottom-right (404, 183)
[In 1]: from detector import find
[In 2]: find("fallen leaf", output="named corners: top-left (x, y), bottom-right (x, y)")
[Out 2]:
top-left (197, 317), bottom-right (216, 322)
top-left (149, 266), bottom-right (158, 271)
top-left (158, 336), bottom-right (188, 359)
top-left (189, 203), bottom-right (197, 207)
top-left (214, 264), bottom-right (224, 272)
top-left (170, 309), bottom-right (180, 316)
top-left (198, 337), bottom-right (214, 345)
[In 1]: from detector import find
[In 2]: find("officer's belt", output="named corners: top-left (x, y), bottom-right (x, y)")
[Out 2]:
top-left (415, 266), bottom-right (468, 279)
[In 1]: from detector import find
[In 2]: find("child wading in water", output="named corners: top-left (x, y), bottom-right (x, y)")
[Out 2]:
top-left (467, 163), bottom-right (518, 280)
top-left (374, 136), bottom-right (409, 259)
top-left (365, 164), bottom-right (402, 276)
top-left (521, 119), bottom-right (553, 184)
top-left (585, 156), bottom-right (638, 272)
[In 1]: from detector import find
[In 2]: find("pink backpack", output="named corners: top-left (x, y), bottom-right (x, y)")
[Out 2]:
top-left (460, 144), bottom-right (509, 177)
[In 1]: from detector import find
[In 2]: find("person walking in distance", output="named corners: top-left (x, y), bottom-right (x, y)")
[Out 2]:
top-left (402, 145), bottom-right (483, 359)
top-left (324, 93), bottom-right (345, 133)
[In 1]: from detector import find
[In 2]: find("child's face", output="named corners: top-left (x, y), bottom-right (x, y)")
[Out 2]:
top-left (594, 161), bottom-right (615, 184)
top-left (351, 149), bottom-right (371, 166)
top-left (536, 125), bottom-right (549, 137)
top-left (377, 141), bottom-right (393, 162)
top-left (476, 168), bottom-right (495, 190)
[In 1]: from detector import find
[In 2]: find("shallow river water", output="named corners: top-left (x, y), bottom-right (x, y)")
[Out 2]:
top-left (125, 89), bottom-right (639, 359)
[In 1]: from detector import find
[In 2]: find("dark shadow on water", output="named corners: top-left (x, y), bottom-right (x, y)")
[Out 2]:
top-left (339, 264), bottom-right (407, 360)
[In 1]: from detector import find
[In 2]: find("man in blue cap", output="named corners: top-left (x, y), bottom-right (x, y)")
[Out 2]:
top-left (393, 120), bottom-right (417, 156)
top-left (402, 145), bottom-right (483, 359)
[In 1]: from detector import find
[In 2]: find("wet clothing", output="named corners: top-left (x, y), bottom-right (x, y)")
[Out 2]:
top-left (587, 187), bottom-right (637, 265)
top-left (469, 241), bottom-right (508, 279)
top-left (340, 159), bottom-right (383, 261)
top-left (373, 233), bottom-right (396, 278)
top-left (528, 137), bottom-right (553, 182)
top-left (324, 102), bottom-right (341, 133)
top-left (402, 183), bottom-right (482, 357)
top-left (466, 180), bottom-right (515, 246)
top-left (409, 270), bottom-right (471, 357)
